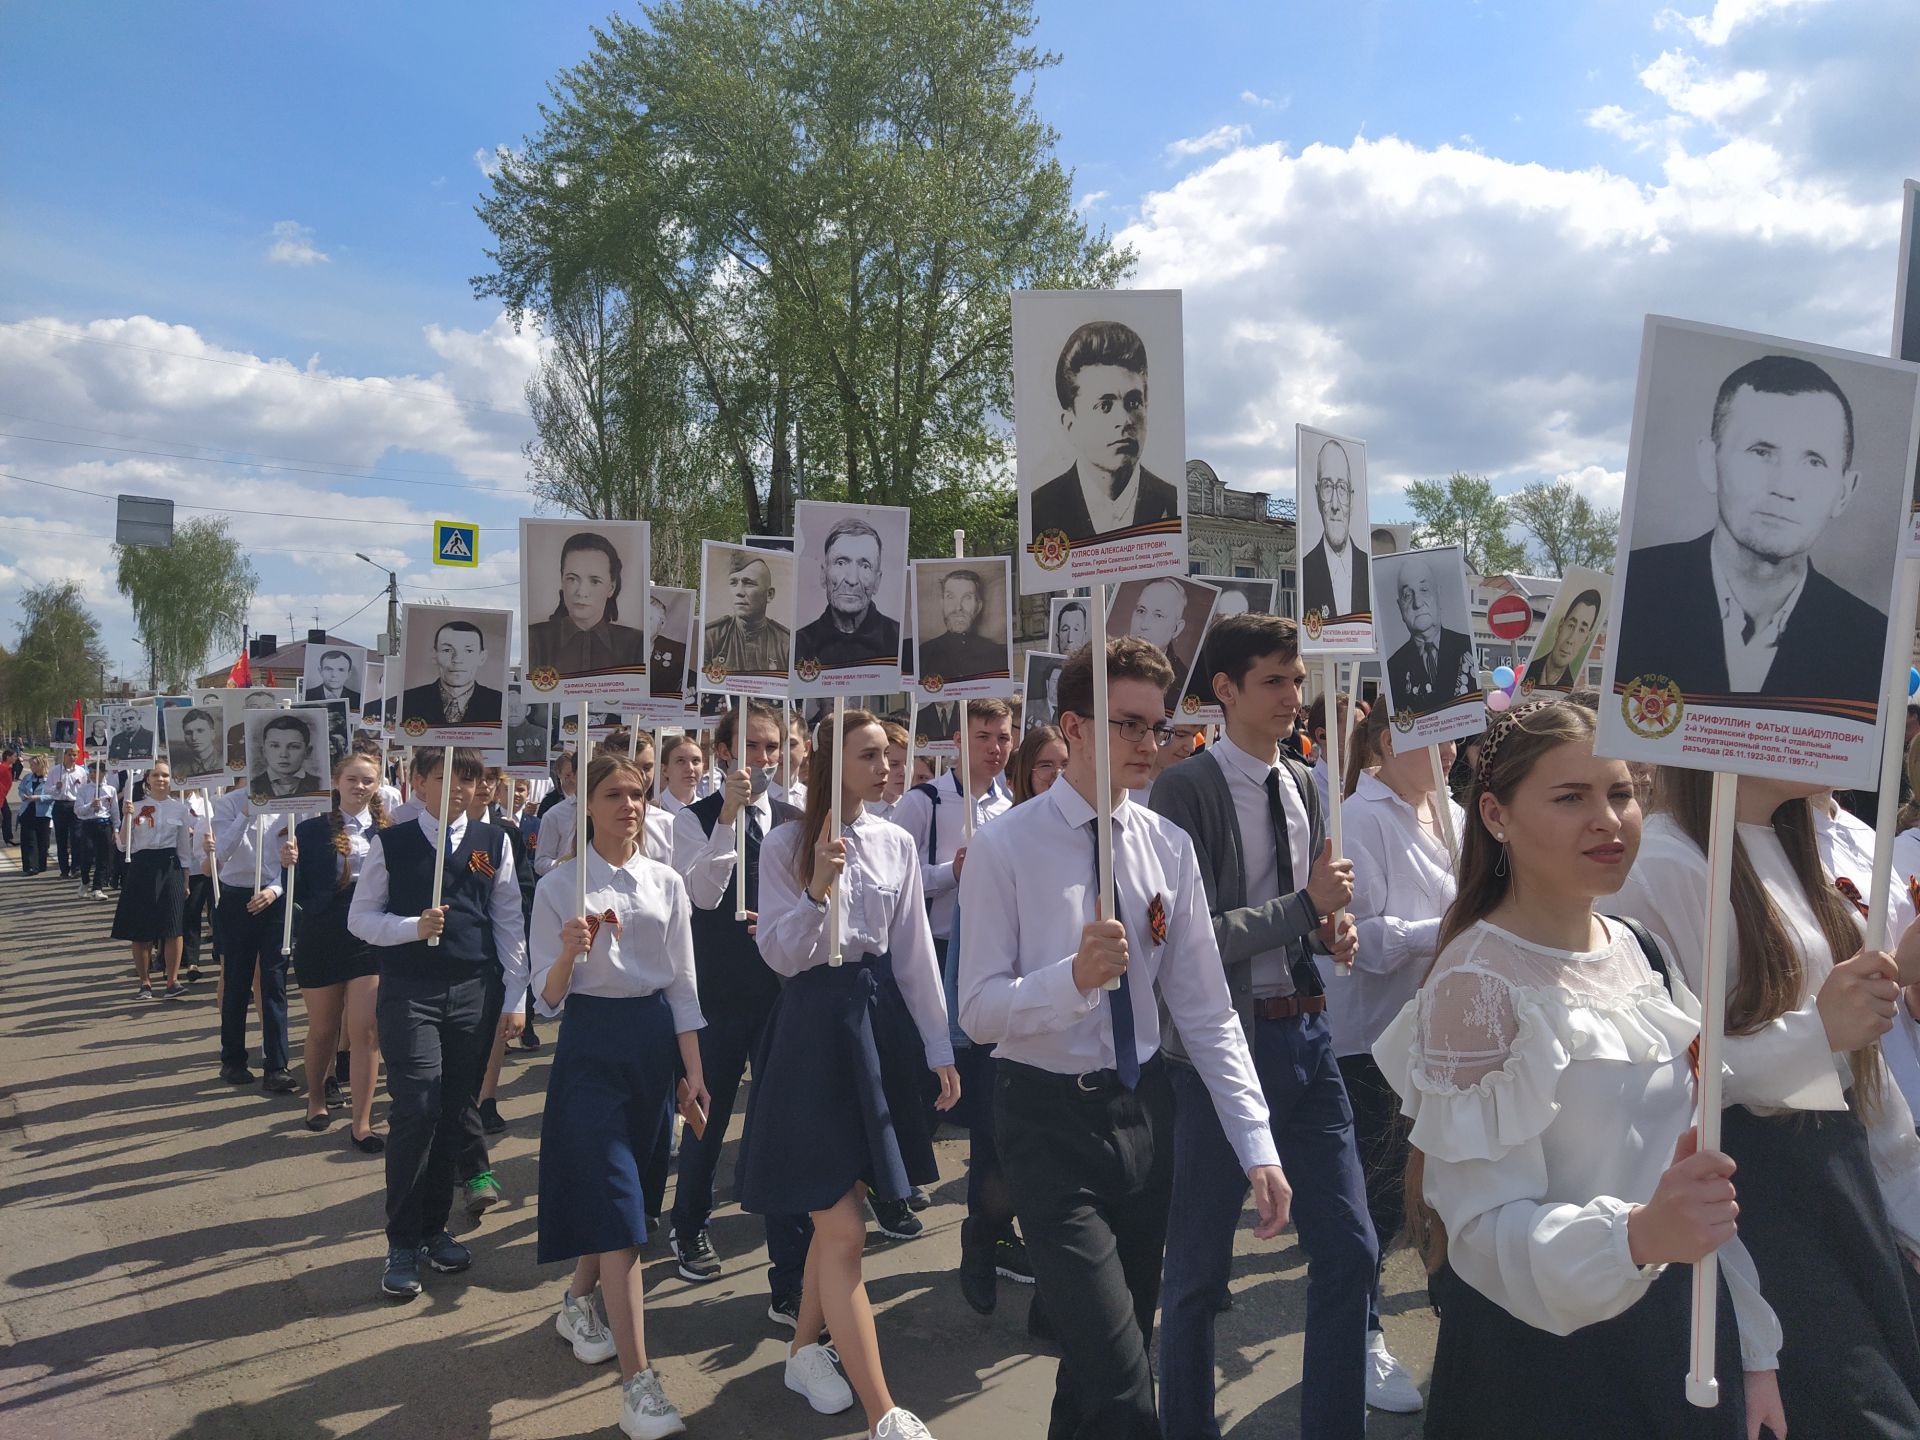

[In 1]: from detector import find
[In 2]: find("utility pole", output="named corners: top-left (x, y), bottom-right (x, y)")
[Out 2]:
top-left (355, 553), bottom-right (401, 655)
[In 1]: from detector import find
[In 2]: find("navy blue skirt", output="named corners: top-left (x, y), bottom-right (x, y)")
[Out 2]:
top-left (536, 991), bottom-right (675, 1264)
top-left (738, 953), bottom-right (938, 1216)
top-left (111, 850), bottom-right (185, 942)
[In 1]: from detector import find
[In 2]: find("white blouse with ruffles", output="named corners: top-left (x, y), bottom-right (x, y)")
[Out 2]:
top-left (1374, 916), bottom-right (1781, 1368)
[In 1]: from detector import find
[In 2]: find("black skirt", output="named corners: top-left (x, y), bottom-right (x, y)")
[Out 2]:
top-left (1720, 1101), bottom-right (1920, 1440)
top-left (1427, 1259), bottom-right (1745, 1439)
top-left (293, 882), bottom-right (380, 988)
top-left (737, 953), bottom-right (938, 1215)
top-left (111, 850), bottom-right (186, 942)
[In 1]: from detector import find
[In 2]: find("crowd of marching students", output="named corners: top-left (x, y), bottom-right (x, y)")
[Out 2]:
top-left (19, 617), bottom-right (1920, 1439)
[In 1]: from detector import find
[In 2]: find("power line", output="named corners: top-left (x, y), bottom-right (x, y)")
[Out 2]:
top-left (0, 470), bottom-right (520, 530)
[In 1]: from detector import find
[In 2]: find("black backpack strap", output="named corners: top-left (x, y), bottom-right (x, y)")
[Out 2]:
top-left (1604, 912), bottom-right (1671, 993)
top-left (911, 780), bottom-right (941, 864)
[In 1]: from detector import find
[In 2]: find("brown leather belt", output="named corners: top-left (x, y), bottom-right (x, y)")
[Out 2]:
top-left (1253, 994), bottom-right (1327, 1020)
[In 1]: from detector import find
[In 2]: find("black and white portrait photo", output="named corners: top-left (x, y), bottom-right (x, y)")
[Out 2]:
top-left (1103, 574), bottom-right (1219, 715)
top-left (244, 706), bottom-right (329, 811)
top-left (1890, 179), bottom-right (1920, 545)
top-left (1522, 566), bottom-right (1612, 695)
top-left (1295, 423), bottom-right (1374, 653)
top-left (301, 643), bottom-right (365, 711)
top-left (1049, 596), bottom-right (1092, 657)
top-left (158, 695), bottom-right (222, 784)
top-left (911, 555), bottom-right (1012, 698)
top-left (648, 587), bottom-right (694, 702)
top-left (83, 713), bottom-right (109, 752)
top-left (222, 688), bottom-right (293, 773)
top-left (397, 604), bottom-right (511, 744)
top-left (1375, 546), bottom-right (1482, 752)
top-left (790, 501), bottom-right (909, 693)
top-left (698, 540), bottom-right (795, 698)
top-left (51, 716), bottom-right (77, 748)
top-left (520, 518), bottom-right (651, 703)
top-left (104, 699), bottom-right (159, 764)
top-left (914, 696), bottom-right (963, 755)
top-left (316, 698), bottom-right (352, 772)
top-left (1600, 317), bottom-right (1919, 787)
top-left (1022, 650), bottom-right (1067, 733)
top-left (1178, 576), bottom-right (1277, 717)
top-left (1014, 289), bottom-right (1188, 589)
top-left (505, 682), bottom-right (554, 773)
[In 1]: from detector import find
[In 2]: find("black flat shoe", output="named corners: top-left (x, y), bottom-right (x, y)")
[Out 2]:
top-left (349, 1131), bottom-right (385, 1154)
top-left (220, 1064), bottom-right (255, 1085)
top-left (304, 1113), bottom-right (331, 1132)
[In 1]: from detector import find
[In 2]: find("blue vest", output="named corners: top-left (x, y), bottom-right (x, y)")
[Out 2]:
top-left (374, 818), bottom-right (507, 979)
top-left (685, 790), bottom-right (796, 1017)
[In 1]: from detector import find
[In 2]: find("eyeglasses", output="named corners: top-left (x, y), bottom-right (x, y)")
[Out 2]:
top-left (1072, 712), bottom-right (1179, 748)
top-left (1316, 481), bottom-right (1353, 500)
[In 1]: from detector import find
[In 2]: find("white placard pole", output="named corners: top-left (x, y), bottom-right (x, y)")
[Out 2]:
top-left (201, 788), bottom-right (221, 905)
top-left (1687, 770), bottom-right (1738, 1408)
top-left (627, 722), bottom-right (639, 760)
top-left (1429, 747), bottom-right (1459, 868)
top-left (1322, 657), bottom-right (1345, 860)
top-left (251, 814), bottom-right (265, 895)
top-left (827, 696), bottom-right (845, 967)
top-left (733, 695), bottom-right (749, 922)
top-left (905, 700), bottom-right (919, 793)
top-left (954, 532), bottom-right (975, 840)
top-left (121, 768), bottom-right (144, 851)
top-left (1091, 583), bottom-right (1119, 991)
top-left (1868, 560), bottom-right (1920, 951)
top-left (428, 744), bottom-right (453, 948)
top-left (652, 728), bottom-right (664, 797)
top-left (281, 822), bottom-right (297, 957)
top-left (575, 704), bottom-right (591, 920)
top-left (1342, 660), bottom-right (1362, 756)
top-left (781, 700), bottom-right (792, 797)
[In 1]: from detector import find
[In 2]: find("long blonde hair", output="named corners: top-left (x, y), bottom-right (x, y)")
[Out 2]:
top-left (327, 750), bottom-right (389, 888)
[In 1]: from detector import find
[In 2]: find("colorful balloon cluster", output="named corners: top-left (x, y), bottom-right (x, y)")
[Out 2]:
top-left (1486, 664), bottom-right (1518, 714)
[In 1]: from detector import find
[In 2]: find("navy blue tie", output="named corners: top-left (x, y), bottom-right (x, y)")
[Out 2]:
top-left (1091, 822), bottom-right (1140, 1089)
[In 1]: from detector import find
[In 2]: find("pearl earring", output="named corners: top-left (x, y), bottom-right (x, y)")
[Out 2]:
top-left (1495, 831), bottom-right (1506, 841)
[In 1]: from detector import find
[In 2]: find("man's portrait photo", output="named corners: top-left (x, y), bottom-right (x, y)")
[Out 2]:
top-left (915, 697), bottom-right (962, 751)
top-left (791, 502), bottom-right (909, 683)
top-left (1104, 574), bottom-right (1219, 714)
top-left (302, 645), bottom-right (364, 711)
top-left (647, 587), bottom-right (694, 702)
top-left (223, 688), bottom-right (291, 771)
top-left (1023, 651), bottom-right (1066, 733)
top-left (1296, 425), bottom-right (1372, 641)
top-left (52, 716), bottom-right (78, 747)
top-left (105, 701), bottom-right (158, 763)
top-left (1178, 576), bottom-right (1277, 713)
top-left (1013, 290), bottom-right (1188, 588)
top-left (1523, 567), bottom-right (1612, 694)
top-left (84, 713), bottom-right (109, 751)
top-left (398, 605), bottom-right (510, 737)
top-left (521, 520), bottom-right (651, 688)
top-left (912, 556), bottom-right (1011, 689)
top-left (1050, 597), bottom-right (1091, 657)
top-left (167, 703), bottom-right (225, 783)
top-left (699, 541), bottom-right (795, 688)
top-left (505, 683), bottom-right (552, 768)
top-left (245, 709), bottom-right (326, 803)
top-left (1376, 548), bottom-right (1477, 721)
top-left (1611, 340), bottom-right (1907, 708)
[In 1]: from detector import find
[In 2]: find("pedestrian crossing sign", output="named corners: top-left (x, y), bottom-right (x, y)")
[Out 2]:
top-left (433, 521), bottom-right (479, 568)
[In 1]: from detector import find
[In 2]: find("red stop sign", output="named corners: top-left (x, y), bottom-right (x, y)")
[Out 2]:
top-left (1487, 593), bottom-right (1531, 640)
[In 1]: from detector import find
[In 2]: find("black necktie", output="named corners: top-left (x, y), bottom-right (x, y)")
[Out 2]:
top-left (1265, 768), bottom-right (1318, 996)
top-left (742, 804), bottom-right (764, 914)
top-left (1088, 821), bottom-right (1139, 1089)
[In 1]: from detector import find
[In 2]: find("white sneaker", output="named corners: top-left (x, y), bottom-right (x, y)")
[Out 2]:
top-left (619, 1367), bottom-right (685, 1439)
top-left (554, 1287), bottom-right (616, 1364)
top-left (784, 1340), bottom-right (854, 1415)
top-left (1365, 1329), bottom-right (1423, 1413)
top-left (872, 1407), bottom-right (937, 1439)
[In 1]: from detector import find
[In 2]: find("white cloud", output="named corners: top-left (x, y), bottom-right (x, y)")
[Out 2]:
top-left (1557, 464), bottom-right (1627, 512)
top-left (474, 144), bottom-right (519, 180)
top-left (1166, 124), bottom-right (1251, 160)
top-left (1075, 190), bottom-right (1109, 214)
top-left (1240, 90), bottom-right (1288, 111)
top-left (1637, 50), bottom-right (1768, 123)
top-left (1664, 0), bottom-right (1830, 47)
top-left (1584, 103), bottom-right (1667, 148)
top-left (265, 220), bottom-right (328, 267)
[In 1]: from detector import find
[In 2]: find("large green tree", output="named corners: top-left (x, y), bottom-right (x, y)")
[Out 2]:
top-left (7, 580), bottom-right (107, 732)
top-left (1507, 479), bottom-right (1619, 576)
top-left (475, 0), bottom-right (1126, 548)
top-left (1405, 472), bottom-right (1528, 577)
top-left (114, 518), bottom-right (257, 691)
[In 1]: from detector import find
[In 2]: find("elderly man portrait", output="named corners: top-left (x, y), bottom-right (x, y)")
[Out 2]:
top-left (1053, 599), bottom-right (1090, 655)
top-left (107, 706), bottom-right (155, 761)
top-left (1124, 575), bottom-right (1200, 712)
top-left (401, 620), bottom-right (504, 727)
top-left (1612, 354), bottom-right (1886, 702)
top-left (794, 517), bottom-right (900, 670)
top-left (1029, 319), bottom-right (1180, 545)
top-left (703, 551), bottom-right (792, 677)
top-left (1383, 556), bottom-right (1474, 714)
top-left (917, 568), bottom-right (1003, 681)
top-left (310, 649), bottom-right (361, 709)
top-left (1300, 438), bottom-right (1369, 622)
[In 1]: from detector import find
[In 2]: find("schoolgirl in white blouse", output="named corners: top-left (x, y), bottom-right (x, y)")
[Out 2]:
top-left (1375, 695), bottom-right (1783, 1439)
top-left (111, 760), bottom-right (204, 1001)
top-left (1617, 767), bottom-right (1920, 1439)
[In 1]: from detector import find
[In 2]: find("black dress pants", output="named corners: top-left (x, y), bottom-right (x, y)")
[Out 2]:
top-left (454, 969), bottom-right (506, 1184)
top-left (181, 874), bottom-right (214, 969)
top-left (51, 799), bottom-right (75, 875)
top-left (994, 1055), bottom-right (1174, 1440)
top-left (218, 890), bottom-right (289, 1072)
top-left (378, 969), bottom-right (492, 1246)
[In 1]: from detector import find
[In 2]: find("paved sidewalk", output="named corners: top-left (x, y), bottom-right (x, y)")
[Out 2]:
top-left (0, 859), bottom-right (1436, 1438)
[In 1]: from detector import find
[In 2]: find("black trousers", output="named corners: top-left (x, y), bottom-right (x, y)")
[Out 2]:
top-left (377, 969), bottom-right (492, 1247)
top-left (995, 1056), bottom-right (1174, 1440)
top-left (77, 818), bottom-right (115, 890)
top-left (181, 874), bottom-right (214, 969)
top-left (1337, 1051), bottom-right (1411, 1332)
top-left (217, 890), bottom-right (290, 1072)
top-left (20, 813), bottom-right (50, 872)
top-left (51, 799), bottom-right (75, 875)
top-left (455, 970), bottom-right (506, 1184)
top-left (0, 793), bottom-right (13, 844)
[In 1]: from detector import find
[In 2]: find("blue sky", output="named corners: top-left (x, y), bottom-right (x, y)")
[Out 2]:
top-left (1, 0), bottom-right (1912, 674)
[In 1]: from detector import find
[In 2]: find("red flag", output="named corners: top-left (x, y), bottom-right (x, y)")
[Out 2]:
top-left (72, 700), bottom-right (87, 763)
top-left (227, 648), bottom-right (251, 688)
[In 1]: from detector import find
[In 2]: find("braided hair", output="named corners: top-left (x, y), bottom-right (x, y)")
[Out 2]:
top-left (327, 751), bottom-right (389, 888)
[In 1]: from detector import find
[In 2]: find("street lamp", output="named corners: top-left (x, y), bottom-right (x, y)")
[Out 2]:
top-left (356, 552), bottom-right (400, 656)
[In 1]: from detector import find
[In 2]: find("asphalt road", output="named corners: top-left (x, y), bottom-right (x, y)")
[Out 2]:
top-left (0, 843), bottom-right (1435, 1439)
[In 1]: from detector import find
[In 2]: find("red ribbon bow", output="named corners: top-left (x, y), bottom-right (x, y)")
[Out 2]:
top-left (582, 909), bottom-right (621, 946)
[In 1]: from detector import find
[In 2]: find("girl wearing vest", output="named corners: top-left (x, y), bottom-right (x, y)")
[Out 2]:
top-left (529, 753), bottom-right (707, 1439)
top-left (112, 760), bottom-right (202, 1001)
top-left (741, 708), bottom-right (960, 1440)
top-left (347, 746), bottom-right (528, 1302)
top-left (292, 749), bottom-right (389, 1149)
top-left (1617, 766), bottom-right (1920, 1438)
top-left (1375, 695), bottom-right (1783, 1438)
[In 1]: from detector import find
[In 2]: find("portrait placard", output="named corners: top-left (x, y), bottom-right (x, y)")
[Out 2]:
top-left (1374, 545), bottom-right (1485, 754)
top-left (83, 711), bottom-right (109, 754)
top-left (1892, 180), bottom-right (1920, 551)
top-left (634, 586), bottom-right (695, 724)
top-left (743, 534), bottom-right (795, 552)
top-left (222, 687), bottom-right (295, 778)
top-left (1022, 650), bottom-right (1068, 734)
top-left (50, 716), bottom-right (77, 747)
top-left (1047, 596), bottom-right (1094, 658)
top-left (519, 518), bottom-right (652, 705)
top-left (103, 698), bottom-right (160, 764)
top-left (1598, 316), bottom-right (1920, 786)
top-left (243, 704), bottom-right (332, 815)
top-left (913, 696), bottom-right (964, 759)
top-left (1295, 424), bottom-right (1374, 654)
top-left (1177, 576), bottom-right (1278, 721)
top-left (911, 555), bottom-right (1014, 701)
top-left (1102, 574), bottom-right (1219, 717)
top-left (1520, 566), bottom-right (1613, 696)
top-left (157, 695), bottom-right (221, 783)
top-left (396, 604), bottom-right (512, 746)
top-left (314, 698), bottom-right (352, 774)
top-left (504, 681), bottom-right (553, 777)
top-left (790, 501), bottom-right (911, 697)
top-left (697, 540), bottom-right (795, 699)
top-left (1014, 289), bottom-right (1188, 590)
top-left (301, 643), bottom-right (369, 713)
